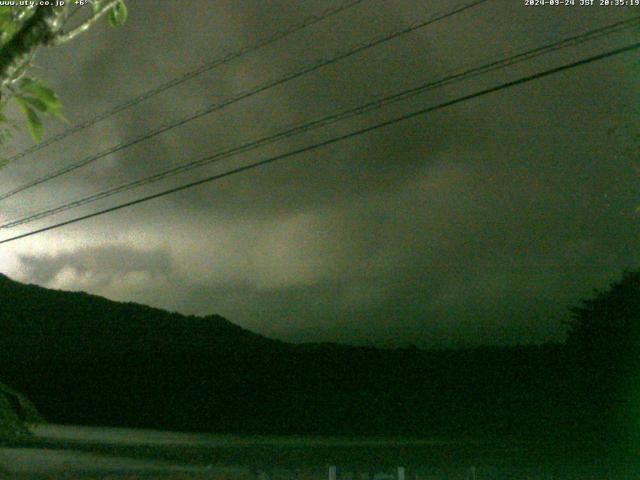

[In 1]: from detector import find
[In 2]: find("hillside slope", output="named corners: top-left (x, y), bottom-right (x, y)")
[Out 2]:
top-left (0, 273), bottom-right (573, 438)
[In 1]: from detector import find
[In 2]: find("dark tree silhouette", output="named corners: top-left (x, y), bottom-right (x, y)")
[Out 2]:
top-left (565, 270), bottom-right (640, 442)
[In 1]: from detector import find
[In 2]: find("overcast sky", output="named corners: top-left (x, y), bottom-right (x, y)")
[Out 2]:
top-left (0, 0), bottom-right (638, 347)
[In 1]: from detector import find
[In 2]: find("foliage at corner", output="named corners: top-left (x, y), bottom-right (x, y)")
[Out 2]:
top-left (11, 77), bottom-right (64, 142)
top-left (0, 2), bottom-right (127, 158)
top-left (0, 380), bottom-right (43, 438)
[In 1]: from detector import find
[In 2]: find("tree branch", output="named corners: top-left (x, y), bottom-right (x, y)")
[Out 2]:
top-left (0, 6), bottom-right (65, 87)
top-left (14, 6), bottom-right (37, 24)
top-left (51, 1), bottom-right (120, 46)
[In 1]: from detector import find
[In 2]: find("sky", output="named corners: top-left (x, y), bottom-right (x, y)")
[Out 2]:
top-left (0, 0), bottom-right (638, 347)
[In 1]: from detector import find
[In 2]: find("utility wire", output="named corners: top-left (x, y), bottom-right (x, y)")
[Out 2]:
top-left (5, 0), bottom-right (366, 163)
top-left (0, 0), bottom-right (490, 202)
top-left (1, 41), bottom-right (638, 246)
top-left (2, 16), bottom-right (638, 229)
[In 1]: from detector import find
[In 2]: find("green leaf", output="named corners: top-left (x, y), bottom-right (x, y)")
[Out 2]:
top-left (25, 108), bottom-right (43, 142)
top-left (15, 97), bottom-right (43, 142)
top-left (108, 1), bottom-right (127, 27)
top-left (0, 158), bottom-right (8, 170)
top-left (0, 16), bottom-right (18, 44)
top-left (0, 10), bottom-right (13, 27)
top-left (18, 95), bottom-right (48, 113)
top-left (17, 78), bottom-right (66, 121)
top-left (48, 107), bottom-right (67, 122)
top-left (18, 78), bottom-right (61, 110)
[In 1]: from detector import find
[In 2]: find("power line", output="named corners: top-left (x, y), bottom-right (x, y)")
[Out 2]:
top-left (3, 16), bottom-right (638, 230)
top-left (1, 41), bottom-right (637, 246)
top-left (5, 0), bottom-right (366, 163)
top-left (0, 0), bottom-right (490, 202)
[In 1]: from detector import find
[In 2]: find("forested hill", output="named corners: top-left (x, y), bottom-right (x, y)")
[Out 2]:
top-left (0, 272), bottom-right (635, 446)
top-left (0, 272), bottom-right (277, 353)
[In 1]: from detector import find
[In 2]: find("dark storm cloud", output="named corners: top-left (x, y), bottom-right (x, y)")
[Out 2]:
top-left (1, 0), bottom-right (639, 346)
